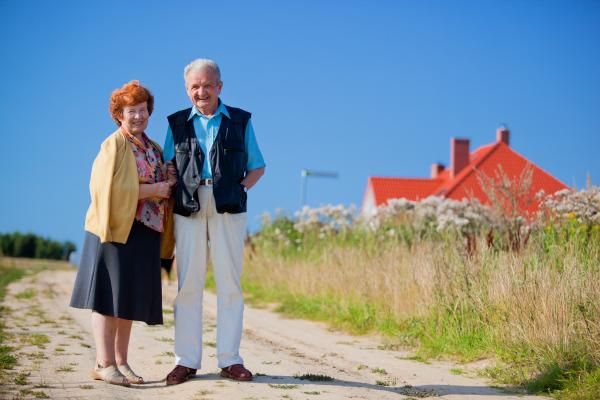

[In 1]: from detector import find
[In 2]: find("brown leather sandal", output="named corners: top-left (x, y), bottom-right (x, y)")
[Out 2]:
top-left (166, 365), bottom-right (197, 385)
top-left (220, 364), bottom-right (253, 381)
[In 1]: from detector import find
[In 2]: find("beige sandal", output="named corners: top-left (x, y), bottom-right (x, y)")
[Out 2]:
top-left (90, 364), bottom-right (130, 386)
top-left (118, 363), bottom-right (144, 384)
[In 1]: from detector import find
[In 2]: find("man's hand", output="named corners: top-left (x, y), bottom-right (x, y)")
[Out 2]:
top-left (166, 161), bottom-right (178, 186)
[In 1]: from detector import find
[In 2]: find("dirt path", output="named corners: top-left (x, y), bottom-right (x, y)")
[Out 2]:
top-left (1, 268), bottom-right (549, 400)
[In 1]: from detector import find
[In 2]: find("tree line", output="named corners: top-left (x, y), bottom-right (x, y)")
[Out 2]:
top-left (0, 232), bottom-right (76, 261)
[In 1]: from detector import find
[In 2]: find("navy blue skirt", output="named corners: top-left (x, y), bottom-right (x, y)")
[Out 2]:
top-left (70, 220), bottom-right (163, 325)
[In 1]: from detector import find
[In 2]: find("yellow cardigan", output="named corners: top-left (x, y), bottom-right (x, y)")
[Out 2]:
top-left (84, 130), bottom-right (140, 244)
top-left (84, 129), bottom-right (175, 258)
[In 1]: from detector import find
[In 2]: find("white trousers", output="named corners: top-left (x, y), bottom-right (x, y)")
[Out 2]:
top-left (173, 186), bottom-right (246, 369)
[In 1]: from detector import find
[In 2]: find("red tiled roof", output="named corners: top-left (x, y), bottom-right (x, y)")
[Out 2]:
top-left (367, 177), bottom-right (443, 206)
top-left (442, 143), bottom-right (567, 213)
top-left (434, 143), bottom-right (499, 195)
top-left (365, 140), bottom-right (568, 213)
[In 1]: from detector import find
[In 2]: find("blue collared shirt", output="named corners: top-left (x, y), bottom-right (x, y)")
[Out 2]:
top-left (163, 101), bottom-right (266, 179)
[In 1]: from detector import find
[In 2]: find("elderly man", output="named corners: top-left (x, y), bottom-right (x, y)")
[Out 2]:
top-left (163, 58), bottom-right (265, 385)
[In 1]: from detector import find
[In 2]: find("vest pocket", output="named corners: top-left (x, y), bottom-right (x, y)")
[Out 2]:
top-left (224, 147), bottom-right (243, 153)
top-left (222, 148), bottom-right (245, 177)
top-left (175, 142), bottom-right (190, 173)
top-left (175, 151), bottom-right (190, 178)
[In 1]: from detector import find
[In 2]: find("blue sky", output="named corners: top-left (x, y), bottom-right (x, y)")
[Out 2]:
top-left (1, 0), bottom-right (599, 252)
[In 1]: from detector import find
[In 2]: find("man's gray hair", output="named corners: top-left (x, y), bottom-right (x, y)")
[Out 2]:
top-left (184, 58), bottom-right (221, 82)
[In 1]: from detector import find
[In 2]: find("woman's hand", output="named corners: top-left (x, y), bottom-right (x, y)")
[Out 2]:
top-left (139, 181), bottom-right (173, 200)
top-left (153, 181), bottom-right (172, 198)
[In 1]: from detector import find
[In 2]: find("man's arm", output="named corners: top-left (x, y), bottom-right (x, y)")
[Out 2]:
top-left (163, 126), bottom-right (175, 162)
top-left (243, 119), bottom-right (266, 190)
top-left (241, 167), bottom-right (265, 190)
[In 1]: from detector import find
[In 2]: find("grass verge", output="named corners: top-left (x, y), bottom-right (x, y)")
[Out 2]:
top-left (0, 263), bottom-right (26, 370)
top-left (0, 257), bottom-right (72, 386)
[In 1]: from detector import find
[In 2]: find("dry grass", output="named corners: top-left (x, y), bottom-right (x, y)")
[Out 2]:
top-left (246, 243), bottom-right (429, 319)
top-left (243, 231), bottom-right (600, 395)
top-left (0, 257), bottom-right (73, 271)
top-left (247, 238), bottom-right (599, 346)
top-left (486, 245), bottom-right (600, 361)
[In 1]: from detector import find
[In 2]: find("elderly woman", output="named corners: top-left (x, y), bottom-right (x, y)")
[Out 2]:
top-left (70, 80), bottom-right (175, 386)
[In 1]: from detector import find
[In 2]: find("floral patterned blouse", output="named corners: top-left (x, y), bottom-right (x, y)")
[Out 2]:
top-left (122, 130), bottom-right (167, 233)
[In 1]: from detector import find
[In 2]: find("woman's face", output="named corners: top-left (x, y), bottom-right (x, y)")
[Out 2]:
top-left (119, 102), bottom-right (149, 135)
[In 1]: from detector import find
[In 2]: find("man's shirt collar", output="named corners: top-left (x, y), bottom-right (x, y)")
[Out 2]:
top-left (187, 99), bottom-right (229, 121)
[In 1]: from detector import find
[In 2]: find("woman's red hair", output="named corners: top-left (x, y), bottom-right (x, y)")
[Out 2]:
top-left (109, 80), bottom-right (154, 126)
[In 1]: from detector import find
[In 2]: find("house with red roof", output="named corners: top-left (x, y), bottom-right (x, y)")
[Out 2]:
top-left (361, 127), bottom-right (568, 216)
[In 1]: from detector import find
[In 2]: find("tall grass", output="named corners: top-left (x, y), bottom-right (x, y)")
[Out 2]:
top-left (242, 192), bottom-right (600, 399)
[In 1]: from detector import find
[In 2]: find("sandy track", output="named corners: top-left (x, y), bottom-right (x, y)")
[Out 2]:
top-left (1, 269), bottom-right (548, 400)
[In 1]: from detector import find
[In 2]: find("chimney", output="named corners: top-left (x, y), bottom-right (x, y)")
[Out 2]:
top-left (430, 163), bottom-right (445, 179)
top-left (451, 138), bottom-right (470, 178)
top-left (496, 124), bottom-right (510, 146)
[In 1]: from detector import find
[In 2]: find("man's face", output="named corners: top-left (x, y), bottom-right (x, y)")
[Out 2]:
top-left (185, 68), bottom-right (222, 116)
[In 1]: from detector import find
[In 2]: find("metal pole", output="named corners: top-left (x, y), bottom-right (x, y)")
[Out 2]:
top-left (300, 169), bottom-right (308, 207)
top-left (300, 169), bottom-right (338, 208)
